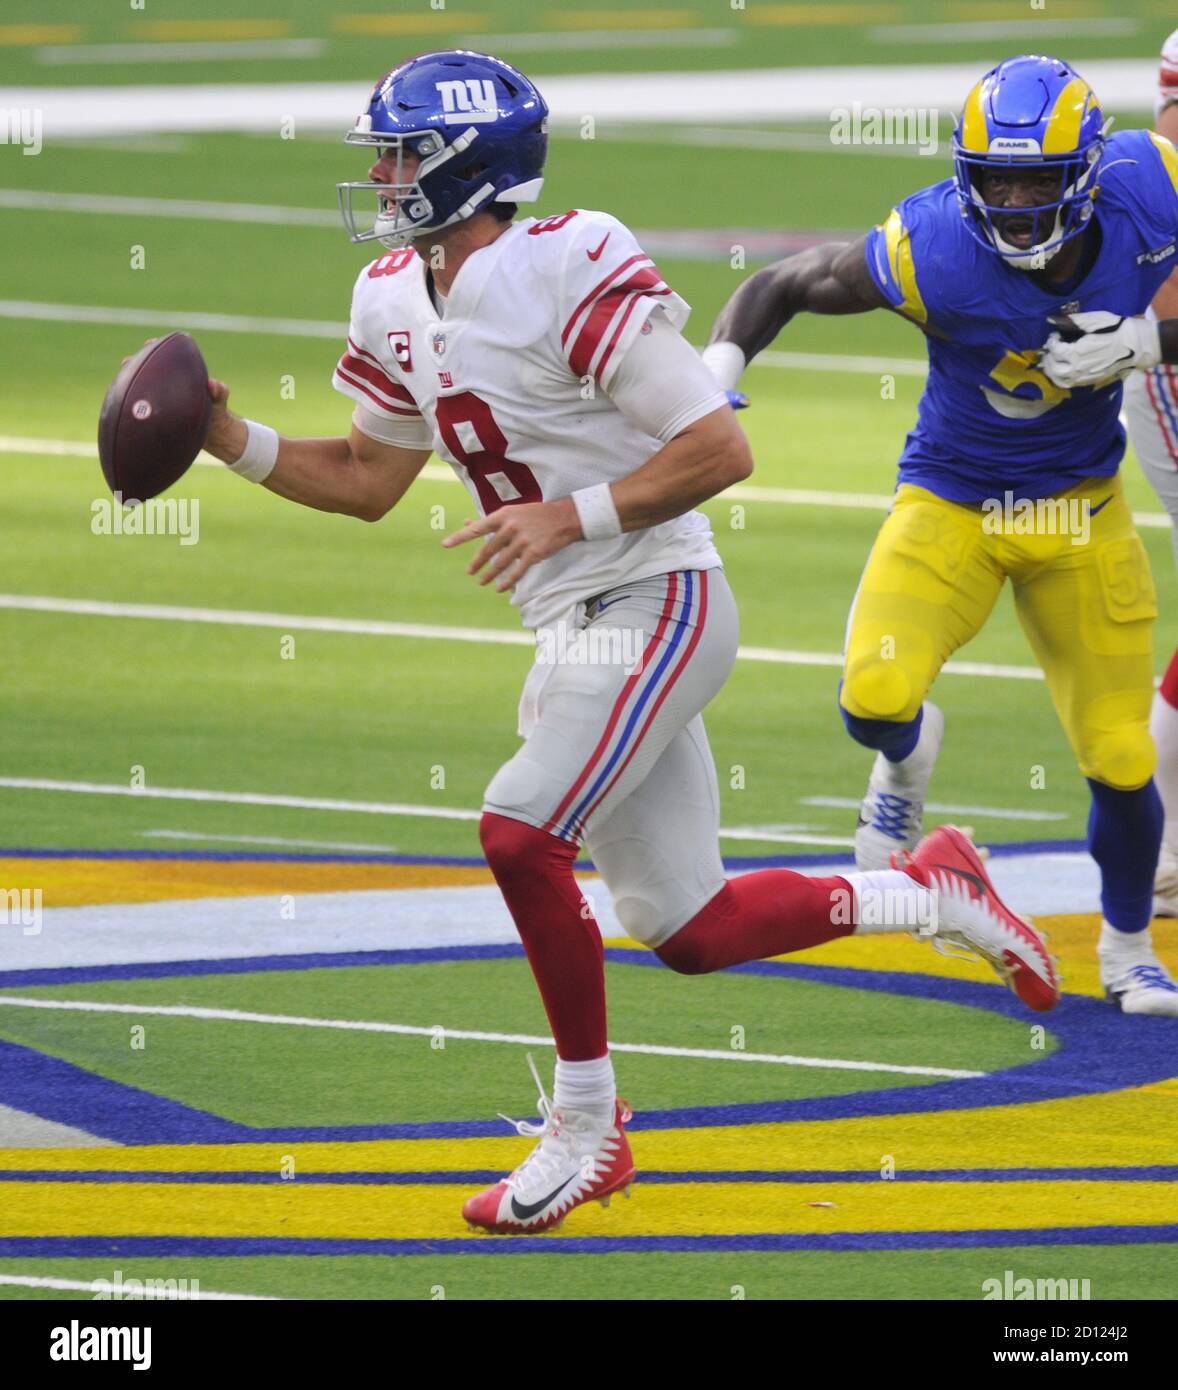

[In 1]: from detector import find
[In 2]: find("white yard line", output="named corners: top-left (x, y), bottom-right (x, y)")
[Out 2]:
top-left (802, 797), bottom-right (1068, 823)
top-left (2, 432), bottom-right (1169, 532)
top-left (0, 996), bottom-right (981, 1079)
top-left (139, 829), bottom-right (402, 853)
top-left (36, 39), bottom-right (325, 64)
top-left (0, 1273), bottom-right (275, 1300)
top-left (0, 593), bottom-right (1048, 680)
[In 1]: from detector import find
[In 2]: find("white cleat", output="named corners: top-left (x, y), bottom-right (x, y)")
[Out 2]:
top-left (854, 702), bottom-right (945, 870)
top-left (1102, 954), bottom-right (1178, 1016)
top-left (461, 1056), bottom-right (636, 1234)
top-left (1153, 844), bottom-right (1178, 918)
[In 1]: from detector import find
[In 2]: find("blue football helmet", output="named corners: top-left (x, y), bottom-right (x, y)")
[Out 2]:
top-left (337, 49), bottom-right (548, 250)
top-left (952, 54), bottom-right (1106, 269)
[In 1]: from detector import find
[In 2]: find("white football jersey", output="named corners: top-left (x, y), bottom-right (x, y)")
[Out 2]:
top-left (332, 208), bottom-right (722, 630)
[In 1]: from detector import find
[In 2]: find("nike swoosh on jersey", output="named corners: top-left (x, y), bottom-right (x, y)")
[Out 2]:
top-left (510, 1174), bottom-right (578, 1221)
top-left (593, 594), bottom-right (631, 614)
top-left (1089, 495), bottom-right (1113, 516)
top-left (587, 233), bottom-right (611, 261)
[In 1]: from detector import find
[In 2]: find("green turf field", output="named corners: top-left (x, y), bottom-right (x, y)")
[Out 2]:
top-left (1, 0), bottom-right (1171, 87)
top-left (4, 102), bottom-right (1178, 853)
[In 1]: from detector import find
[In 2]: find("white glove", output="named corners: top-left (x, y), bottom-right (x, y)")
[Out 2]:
top-left (1038, 311), bottom-right (1162, 388)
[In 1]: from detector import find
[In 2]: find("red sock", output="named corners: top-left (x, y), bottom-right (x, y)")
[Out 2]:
top-left (1162, 645), bottom-right (1178, 709)
top-left (655, 871), bottom-right (853, 975)
top-left (480, 812), bottom-right (607, 1061)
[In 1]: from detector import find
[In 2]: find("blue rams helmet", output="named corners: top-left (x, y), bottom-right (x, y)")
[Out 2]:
top-left (337, 50), bottom-right (548, 250)
top-left (951, 55), bottom-right (1106, 269)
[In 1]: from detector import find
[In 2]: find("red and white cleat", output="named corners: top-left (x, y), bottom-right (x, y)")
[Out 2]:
top-left (895, 825), bottom-right (1060, 1012)
top-left (463, 1058), bottom-right (635, 1235)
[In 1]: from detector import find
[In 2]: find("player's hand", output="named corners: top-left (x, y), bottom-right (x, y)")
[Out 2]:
top-left (442, 498), bottom-right (582, 592)
top-left (202, 377), bottom-right (248, 464)
top-left (1038, 311), bottom-right (1162, 388)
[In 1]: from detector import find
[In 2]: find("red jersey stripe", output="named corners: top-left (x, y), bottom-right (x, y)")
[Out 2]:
top-left (567, 267), bottom-right (667, 379)
top-left (333, 364), bottom-right (422, 417)
top-left (560, 253), bottom-right (651, 348)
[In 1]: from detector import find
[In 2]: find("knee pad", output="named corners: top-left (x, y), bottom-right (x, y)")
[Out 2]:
top-left (1083, 726), bottom-right (1156, 791)
top-left (479, 810), bottom-right (546, 877)
top-left (841, 656), bottom-right (915, 721)
top-left (654, 930), bottom-right (712, 976)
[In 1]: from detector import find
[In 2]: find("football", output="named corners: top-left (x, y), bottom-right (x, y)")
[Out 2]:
top-left (97, 331), bottom-right (212, 502)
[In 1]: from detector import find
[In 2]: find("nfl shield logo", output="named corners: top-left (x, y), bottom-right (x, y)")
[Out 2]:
top-left (431, 331), bottom-right (446, 358)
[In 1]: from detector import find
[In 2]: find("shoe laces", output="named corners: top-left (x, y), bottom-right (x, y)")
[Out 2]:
top-left (870, 790), bottom-right (917, 840)
top-left (497, 1054), bottom-right (604, 1194)
top-left (1124, 963), bottom-right (1178, 994)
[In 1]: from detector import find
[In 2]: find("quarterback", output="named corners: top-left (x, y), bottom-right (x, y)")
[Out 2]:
top-left (198, 50), bottom-right (1057, 1234)
top-left (708, 54), bottom-right (1178, 1016)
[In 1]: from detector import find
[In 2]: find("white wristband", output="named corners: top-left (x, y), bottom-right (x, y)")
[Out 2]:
top-left (572, 483), bottom-right (622, 541)
top-left (226, 420), bottom-right (279, 483)
top-left (700, 341), bottom-right (746, 392)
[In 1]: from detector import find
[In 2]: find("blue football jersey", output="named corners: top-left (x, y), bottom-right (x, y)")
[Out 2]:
top-left (863, 129), bottom-right (1178, 501)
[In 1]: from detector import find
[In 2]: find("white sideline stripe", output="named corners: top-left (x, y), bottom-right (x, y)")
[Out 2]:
top-left (871, 19), bottom-right (1138, 43)
top-left (0, 65), bottom-right (1155, 139)
top-left (802, 796), bottom-right (1068, 823)
top-left (0, 996), bottom-right (981, 1079)
top-left (140, 829), bottom-right (402, 852)
top-left (37, 39), bottom-right (325, 64)
top-left (0, 593), bottom-right (1047, 681)
top-left (2, 433), bottom-right (1170, 532)
top-left (0, 1273), bottom-right (275, 1301)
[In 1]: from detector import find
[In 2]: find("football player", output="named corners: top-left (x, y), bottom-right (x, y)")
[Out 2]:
top-left (1121, 29), bottom-right (1178, 916)
top-left (199, 51), bottom-right (1058, 1234)
top-left (707, 54), bottom-right (1178, 1016)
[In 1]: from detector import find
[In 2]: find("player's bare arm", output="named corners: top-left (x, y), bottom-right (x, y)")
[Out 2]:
top-left (443, 404), bottom-right (751, 592)
top-left (707, 236), bottom-right (889, 365)
top-left (202, 376), bottom-right (430, 521)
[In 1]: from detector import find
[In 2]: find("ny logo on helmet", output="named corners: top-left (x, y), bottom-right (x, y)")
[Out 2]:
top-left (436, 79), bottom-right (498, 125)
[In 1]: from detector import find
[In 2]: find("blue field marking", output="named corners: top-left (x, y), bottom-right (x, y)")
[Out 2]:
top-left (1, 1226), bottom-right (1175, 1258)
top-left (0, 839), bottom-right (1090, 870)
top-left (4, 1165), bottom-right (1176, 1185)
top-left (1, 944), bottom-right (1174, 1145)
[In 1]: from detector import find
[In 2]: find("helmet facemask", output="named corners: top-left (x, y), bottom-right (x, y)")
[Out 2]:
top-left (954, 142), bottom-right (1103, 270)
top-left (338, 124), bottom-right (495, 250)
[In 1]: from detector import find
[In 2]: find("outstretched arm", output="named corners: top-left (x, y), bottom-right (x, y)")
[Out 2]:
top-left (706, 236), bottom-right (890, 377)
top-left (204, 378), bottom-right (431, 522)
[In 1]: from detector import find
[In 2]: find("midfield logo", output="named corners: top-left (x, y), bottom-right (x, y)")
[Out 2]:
top-left (436, 78), bottom-right (498, 124)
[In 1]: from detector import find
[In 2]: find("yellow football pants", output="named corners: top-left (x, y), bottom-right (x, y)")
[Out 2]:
top-left (840, 474), bottom-right (1158, 790)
